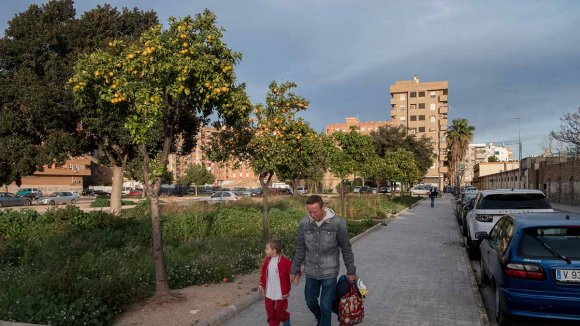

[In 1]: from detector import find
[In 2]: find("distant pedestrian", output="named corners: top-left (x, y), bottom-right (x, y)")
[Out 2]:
top-left (291, 195), bottom-right (357, 326)
top-left (259, 238), bottom-right (292, 326)
top-left (429, 188), bottom-right (439, 208)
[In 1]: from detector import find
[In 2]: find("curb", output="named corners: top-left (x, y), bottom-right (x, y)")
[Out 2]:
top-left (195, 293), bottom-right (261, 326)
top-left (461, 242), bottom-right (491, 326)
top-left (196, 203), bottom-right (418, 325)
top-left (0, 322), bottom-right (45, 326)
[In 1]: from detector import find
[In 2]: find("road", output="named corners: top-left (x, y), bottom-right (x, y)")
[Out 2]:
top-left (461, 201), bottom-right (580, 326)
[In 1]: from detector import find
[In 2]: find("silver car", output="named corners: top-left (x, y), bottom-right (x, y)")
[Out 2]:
top-left (0, 192), bottom-right (32, 207)
top-left (38, 192), bottom-right (80, 205)
top-left (205, 191), bottom-right (240, 202)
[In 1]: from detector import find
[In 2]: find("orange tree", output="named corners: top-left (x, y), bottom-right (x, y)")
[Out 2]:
top-left (71, 10), bottom-right (249, 297)
top-left (208, 81), bottom-right (309, 242)
top-left (327, 128), bottom-right (376, 216)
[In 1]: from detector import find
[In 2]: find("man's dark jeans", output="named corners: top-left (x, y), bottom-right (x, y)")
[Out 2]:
top-left (430, 196), bottom-right (435, 207)
top-left (305, 277), bottom-right (336, 326)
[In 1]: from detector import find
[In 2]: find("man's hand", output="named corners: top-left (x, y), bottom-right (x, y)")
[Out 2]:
top-left (347, 274), bottom-right (357, 283)
top-left (291, 274), bottom-right (300, 285)
top-left (258, 286), bottom-right (264, 294)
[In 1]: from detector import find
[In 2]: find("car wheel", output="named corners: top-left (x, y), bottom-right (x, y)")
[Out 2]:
top-left (0, 202), bottom-right (3, 207)
top-left (71, 199), bottom-right (76, 204)
top-left (495, 282), bottom-right (514, 325)
top-left (480, 258), bottom-right (490, 285)
top-left (50, 200), bottom-right (56, 206)
top-left (25, 200), bottom-right (31, 206)
top-left (465, 228), bottom-right (480, 259)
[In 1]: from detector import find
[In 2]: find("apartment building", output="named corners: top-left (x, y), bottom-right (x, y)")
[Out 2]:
top-left (7, 157), bottom-right (93, 193)
top-left (325, 117), bottom-right (392, 136)
top-left (389, 75), bottom-right (448, 188)
top-left (463, 143), bottom-right (513, 183)
top-left (167, 127), bottom-right (260, 188)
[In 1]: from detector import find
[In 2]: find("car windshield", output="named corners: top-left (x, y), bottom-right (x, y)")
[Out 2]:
top-left (480, 193), bottom-right (551, 209)
top-left (48, 192), bottom-right (59, 197)
top-left (518, 227), bottom-right (580, 260)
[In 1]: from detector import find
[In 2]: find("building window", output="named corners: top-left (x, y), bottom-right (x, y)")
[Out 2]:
top-left (399, 117), bottom-right (406, 121)
top-left (361, 127), bottom-right (366, 131)
top-left (430, 91), bottom-right (436, 98)
top-left (418, 91), bottom-right (425, 97)
top-left (418, 127), bottom-right (425, 132)
top-left (74, 164), bottom-right (79, 170)
top-left (69, 164), bottom-right (73, 170)
top-left (443, 89), bottom-right (448, 95)
top-left (418, 103), bottom-right (425, 109)
top-left (410, 104), bottom-right (416, 110)
top-left (410, 115), bottom-right (417, 121)
top-left (399, 94), bottom-right (406, 101)
top-left (419, 115), bottom-right (425, 121)
top-left (430, 116), bottom-right (436, 123)
top-left (409, 128), bottom-right (416, 134)
top-left (399, 105), bottom-right (406, 110)
top-left (430, 103), bottom-right (436, 110)
top-left (410, 92), bottom-right (416, 98)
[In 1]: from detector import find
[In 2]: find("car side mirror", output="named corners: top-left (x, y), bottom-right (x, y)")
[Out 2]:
top-left (475, 232), bottom-right (489, 240)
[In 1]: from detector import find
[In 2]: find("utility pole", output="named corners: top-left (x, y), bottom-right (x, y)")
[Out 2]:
top-left (514, 116), bottom-right (522, 188)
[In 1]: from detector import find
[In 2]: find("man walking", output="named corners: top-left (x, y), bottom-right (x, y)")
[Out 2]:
top-left (429, 187), bottom-right (438, 208)
top-left (290, 195), bottom-right (357, 326)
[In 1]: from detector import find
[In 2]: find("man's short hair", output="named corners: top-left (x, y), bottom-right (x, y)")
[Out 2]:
top-left (306, 195), bottom-right (324, 207)
top-left (267, 238), bottom-right (283, 254)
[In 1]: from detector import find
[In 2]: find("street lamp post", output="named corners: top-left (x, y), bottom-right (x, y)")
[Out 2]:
top-left (514, 116), bottom-right (522, 189)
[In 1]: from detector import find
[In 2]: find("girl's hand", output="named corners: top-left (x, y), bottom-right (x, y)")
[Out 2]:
top-left (258, 286), bottom-right (264, 294)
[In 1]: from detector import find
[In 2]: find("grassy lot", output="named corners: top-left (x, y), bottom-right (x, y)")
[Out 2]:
top-left (0, 195), bottom-right (420, 325)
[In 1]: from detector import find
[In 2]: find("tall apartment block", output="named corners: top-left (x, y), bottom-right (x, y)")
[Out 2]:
top-left (389, 75), bottom-right (448, 189)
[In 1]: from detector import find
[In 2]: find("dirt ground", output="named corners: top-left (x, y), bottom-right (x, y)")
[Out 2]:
top-left (114, 271), bottom-right (260, 326)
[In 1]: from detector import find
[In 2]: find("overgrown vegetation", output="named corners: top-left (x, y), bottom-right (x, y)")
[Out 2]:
top-left (0, 196), bottom-right (418, 325)
top-left (89, 198), bottom-right (136, 208)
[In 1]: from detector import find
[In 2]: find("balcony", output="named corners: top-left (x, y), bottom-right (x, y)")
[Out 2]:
top-left (439, 94), bottom-right (448, 102)
top-left (439, 119), bottom-right (448, 127)
top-left (390, 98), bottom-right (397, 106)
top-left (439, 105), bottom-right (448, 114)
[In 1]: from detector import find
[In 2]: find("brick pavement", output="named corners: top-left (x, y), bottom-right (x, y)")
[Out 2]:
top-left (224, 195), bottom-right (482, 326)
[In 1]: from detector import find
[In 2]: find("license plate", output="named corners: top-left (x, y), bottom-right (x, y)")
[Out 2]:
top-left (556, 269), bottom-right (580, 282)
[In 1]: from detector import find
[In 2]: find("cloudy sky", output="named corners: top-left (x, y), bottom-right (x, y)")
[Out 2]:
top-left (2, 0), bottom-right (580, 156)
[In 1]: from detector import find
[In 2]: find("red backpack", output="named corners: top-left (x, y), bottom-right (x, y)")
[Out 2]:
top-left (338, 284), bottom-right (364, 325)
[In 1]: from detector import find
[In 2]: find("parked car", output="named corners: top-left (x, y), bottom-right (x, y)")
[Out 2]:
top-left (270, 188), bottom-right (293, 196)
top-left (0, 192), bottom-right (32, 207)
top-left (378, 186), bottom-right (390, 194)
top-left (122, 187), bottom-right (133, 195)
top-left (127, 189), bottom-right (143, 197)
top-left (205, 191), bottom-right (240, 202)
top-left (464, 189), bottom-right (554, 258)
top-left (410, 185), bottom-right (430, 196)
top-left (458, 195), bottom-right (477, 236)
top-left (359, 186), bottom-right (372, 194)
top-left (478, 213), bottom-right (580, 325)
top-left (16, 188), bottom-right (43, 200)
top-left (250, 188), bottom-right (263, 197)
top-left (38, 192), bottom-right (80, 205)
top-left (296, 187), bottom-right (308, 195)
top-left (353, 186), bottom-right (362, 193)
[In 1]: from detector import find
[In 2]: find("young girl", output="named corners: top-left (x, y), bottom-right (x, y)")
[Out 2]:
top-left (259, 238), bottom-right (292, 326)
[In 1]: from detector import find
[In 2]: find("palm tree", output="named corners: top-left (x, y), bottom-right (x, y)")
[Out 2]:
top-left (446, 118), bottom-right (475, 187)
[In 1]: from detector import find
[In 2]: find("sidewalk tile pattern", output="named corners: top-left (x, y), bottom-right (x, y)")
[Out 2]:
top-left (224, 195), bottom-right (481, 326)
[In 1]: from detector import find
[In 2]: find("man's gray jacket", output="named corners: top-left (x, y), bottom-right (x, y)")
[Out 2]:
top-left (291, 208), bottom-right (356, 279)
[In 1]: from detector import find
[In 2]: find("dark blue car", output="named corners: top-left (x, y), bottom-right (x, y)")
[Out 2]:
top-left (478, 213), bottom-right (580, 325)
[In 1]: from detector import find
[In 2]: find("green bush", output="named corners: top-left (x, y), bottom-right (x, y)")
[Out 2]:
top-left (90, 198), bottom-right (136, 208)
top-left (0, 195), bottom-right (414, 325)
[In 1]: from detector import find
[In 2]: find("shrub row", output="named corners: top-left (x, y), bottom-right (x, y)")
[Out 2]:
top-left (0, 195), bottom-right (419, 325)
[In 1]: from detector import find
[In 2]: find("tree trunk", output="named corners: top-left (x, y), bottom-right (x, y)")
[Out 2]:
top-left (259, 175), bottom-right (271, 243)
top-left (194, 185), bottom-right (198, 196)
top-left (110, 165), bottom-right (124, 215)
top-left (149, 181), bottom-right (170, 296)
top-left (292, 179), bottom-right (298, 196)
top-left (140, 142), bottom-right (170, 297)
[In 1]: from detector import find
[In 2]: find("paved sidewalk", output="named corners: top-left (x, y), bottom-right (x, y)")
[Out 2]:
top-left (224, 195), bottom-right (482, 326)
